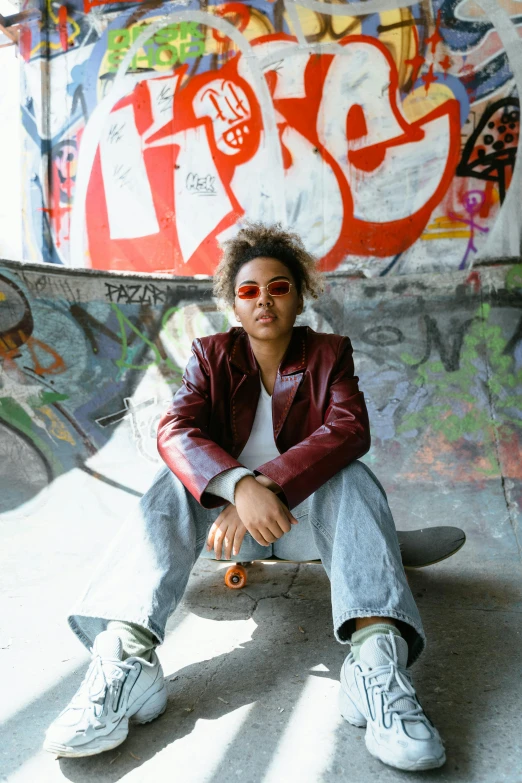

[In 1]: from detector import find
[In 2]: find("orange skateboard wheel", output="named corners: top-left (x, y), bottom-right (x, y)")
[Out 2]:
top-left (224, 564), bottom-right (247, 589)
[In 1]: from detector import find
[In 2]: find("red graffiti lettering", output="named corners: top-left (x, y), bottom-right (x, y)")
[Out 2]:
top-left (84, 33), bottom-right (460, 274)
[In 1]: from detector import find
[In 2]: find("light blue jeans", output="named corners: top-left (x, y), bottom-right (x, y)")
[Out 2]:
top-left (68, 461), bottom-right (425, 666)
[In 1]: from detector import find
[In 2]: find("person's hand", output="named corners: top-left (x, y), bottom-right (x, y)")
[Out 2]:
top-left (234, 476), bottom-right (298, 547)
top-left (206, 504), bottom-right (248, 560)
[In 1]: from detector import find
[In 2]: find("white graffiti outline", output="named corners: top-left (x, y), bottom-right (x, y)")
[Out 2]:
top-left (284, 0), bottom-right (307, 45)
top-left (474, 0), bottom-right (522, 259)
top-left (70, 10), bottom-right (286, 268)
top-left (68, 0), bottom-right (522, 270)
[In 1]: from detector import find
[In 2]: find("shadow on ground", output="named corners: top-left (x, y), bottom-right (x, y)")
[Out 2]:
top-left (35, 562), bottom-right (522, 783)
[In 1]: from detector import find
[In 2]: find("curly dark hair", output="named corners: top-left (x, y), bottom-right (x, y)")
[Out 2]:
top-left (213, 222), bottom-right (324, 308)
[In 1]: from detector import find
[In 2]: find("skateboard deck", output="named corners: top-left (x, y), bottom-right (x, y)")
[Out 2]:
top-left (397, 526), bottom-right (466, 569)
top-left (221, 526), bottom-right (466, 587)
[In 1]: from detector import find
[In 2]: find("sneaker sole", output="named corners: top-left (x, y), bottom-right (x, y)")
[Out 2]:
top-left (366, 729), bottom-right (446, 771)
top-left (44, 720), bottom-right (130, 758)
top-left (44, 686), bottom-right (168, 758)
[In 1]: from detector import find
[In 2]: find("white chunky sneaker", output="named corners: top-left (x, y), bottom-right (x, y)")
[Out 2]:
top-left (44, 631), bottom-right (167, 758)
top-left (339, 632), bottom-right (446, 771)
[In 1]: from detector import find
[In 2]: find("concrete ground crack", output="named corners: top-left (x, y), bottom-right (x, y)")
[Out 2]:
top-left (500, 475), bottom-right (521, 560)
top-left (241, 590), bottom-right (260, 613)
top-left (240, 564), bottom-right (301, 614)
top-left (480, 283), bottom-right (521, 561)
top-left (191, 652), bottom-right (230, 710)
top-left (282, 563), bottom-right (300, 599)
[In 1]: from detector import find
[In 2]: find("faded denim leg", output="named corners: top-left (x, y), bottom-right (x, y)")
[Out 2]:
top-left (68, 465), bottom-right (270, 651)
top-left (308, 461), bottom-right (426, 667)
top-left (68, 461), bottom-right (424, 666)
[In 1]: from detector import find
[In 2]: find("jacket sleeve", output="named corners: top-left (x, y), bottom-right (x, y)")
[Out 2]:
top-left (157, 339), bottom-right (246, 507)
top-left (254, 338), bottom-right (371, 509)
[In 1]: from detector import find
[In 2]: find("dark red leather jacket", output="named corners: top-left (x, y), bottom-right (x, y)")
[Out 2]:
top-left (157, 326), bottom-right (370, 510)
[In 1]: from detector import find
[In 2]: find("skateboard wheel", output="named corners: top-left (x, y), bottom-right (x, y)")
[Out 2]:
top-left (224, 564), bottom-right (247, 589)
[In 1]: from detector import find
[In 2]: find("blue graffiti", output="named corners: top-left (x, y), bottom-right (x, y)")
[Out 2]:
top-left (432, 0), bottom-right (522, 102)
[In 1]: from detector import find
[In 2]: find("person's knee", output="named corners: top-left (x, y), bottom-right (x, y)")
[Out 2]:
top-left (323, 461), bottom-right (388, 503)
top-left (343, 460), bottom-right (368, 477)
top-left (336, 460), bottom-right (372, 486)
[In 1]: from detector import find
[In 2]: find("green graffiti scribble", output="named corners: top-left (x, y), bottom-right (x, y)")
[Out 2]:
top-left (398, 302), bottom-right (522, 475)
top-left (161, 305), bottom-right (181, 332)
top-left (33, 391), bottom-right (69, 406)
top-left (112, 303), bottom-right (161, 371)
top-left (0, 396), bottom-right (33, 431)
top-left (111, 303), bottom-right (182, 382)
top-left (506, 265), bottom-right (522, 291)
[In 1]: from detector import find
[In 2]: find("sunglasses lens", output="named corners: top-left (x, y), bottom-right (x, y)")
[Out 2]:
top-left (237, 285), bottom-right (259, 299)
top-left (268, 281), bottom-right (291, 296)
top-left (236, 281), bottom-right (291, 299)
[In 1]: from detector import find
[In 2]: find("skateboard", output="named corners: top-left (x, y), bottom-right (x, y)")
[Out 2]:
top-left (222, 526), bottom-right (466, 589)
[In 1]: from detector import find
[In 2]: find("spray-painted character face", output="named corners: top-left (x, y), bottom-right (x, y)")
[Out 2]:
top-left (463, 189), bottom-right (486, 216)
top-left (193, 79), bottom-right (254, 157)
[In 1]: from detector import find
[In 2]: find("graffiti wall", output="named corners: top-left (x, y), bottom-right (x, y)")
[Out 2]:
top-left (19, 0), bottom-right (522, 276)
top-left (1, 258), bottom-right (521, 521)
top-left (0, 0), bottom-right (22, 261)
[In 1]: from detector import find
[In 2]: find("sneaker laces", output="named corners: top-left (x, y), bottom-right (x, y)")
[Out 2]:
top-left (362, 633), bottom-right (425, 722)
top-left (69, 653), bottom-right (134, 714)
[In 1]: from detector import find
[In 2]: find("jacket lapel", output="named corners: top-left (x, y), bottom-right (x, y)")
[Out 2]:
top-left (273, 327), bottom-right (307, 440)
top-left (229, 329), bottom-right (260, 453)
top-left (229, 326), bottom-right (308, 446)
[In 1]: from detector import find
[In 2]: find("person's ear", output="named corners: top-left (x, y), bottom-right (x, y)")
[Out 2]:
top-left (296, 295), bottom-right (304, 315)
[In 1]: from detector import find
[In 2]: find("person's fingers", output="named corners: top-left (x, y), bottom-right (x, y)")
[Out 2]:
top-left (223, 527), bottom-right (237, 561)
top-left (260, 523), bottom-right (279, 543)
top-left (263, 517), bottom-right (287, 540)
top-left (214, 526), bottom-right (226, 560)
top-left (206, 521), bottom-right (218, 551)
top-left (232, 526), bottom-right (247, 557)
top-left (287, 510), bottom-right (299, 525)
top-left (276, 514), bottom-right (292, 534)
top-left (274, 500), bottom-right (297, 527)
top-left (207, 506), bottom-right (234, 550)
top-left (250, 528), bottom-right (272, 547)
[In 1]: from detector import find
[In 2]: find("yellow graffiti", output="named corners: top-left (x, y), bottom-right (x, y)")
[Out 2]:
top-left (29, 0), bottom-right (81, 57)
top-left (286, 4), bottom-right (361, 42)
top-left (284, 4), bottom-right (417, 87)
top-left (93, 0), bottom-right (440, 127)
top-left (0, 292), bottom-right (6, 302)
top-left (421, 216), bottom-right (472, 241)
top-left (378, 9), bottom-right (417, 87)
top-left (402, 82), bottom-right (457, 123)
top-left (96, 3), bottom-right (419, 87)
top-left (40, 405), bottom-right (76, 445)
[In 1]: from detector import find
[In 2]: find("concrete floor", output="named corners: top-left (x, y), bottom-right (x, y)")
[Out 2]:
top-left (1, 456), bottom-right (522, 783)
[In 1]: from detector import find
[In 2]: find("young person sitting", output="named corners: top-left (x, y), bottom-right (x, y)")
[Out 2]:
top-left (45, 223), bottom-right (445, 771)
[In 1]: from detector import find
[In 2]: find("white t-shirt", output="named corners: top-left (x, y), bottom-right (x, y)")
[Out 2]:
top-left (205, 382), bottom-right (279, 503)
top-left (237, 383), bottom-right (280, 470)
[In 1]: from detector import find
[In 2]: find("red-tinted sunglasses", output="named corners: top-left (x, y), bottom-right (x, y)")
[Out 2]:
top-left (236, 281), bottom-right (293, 300)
